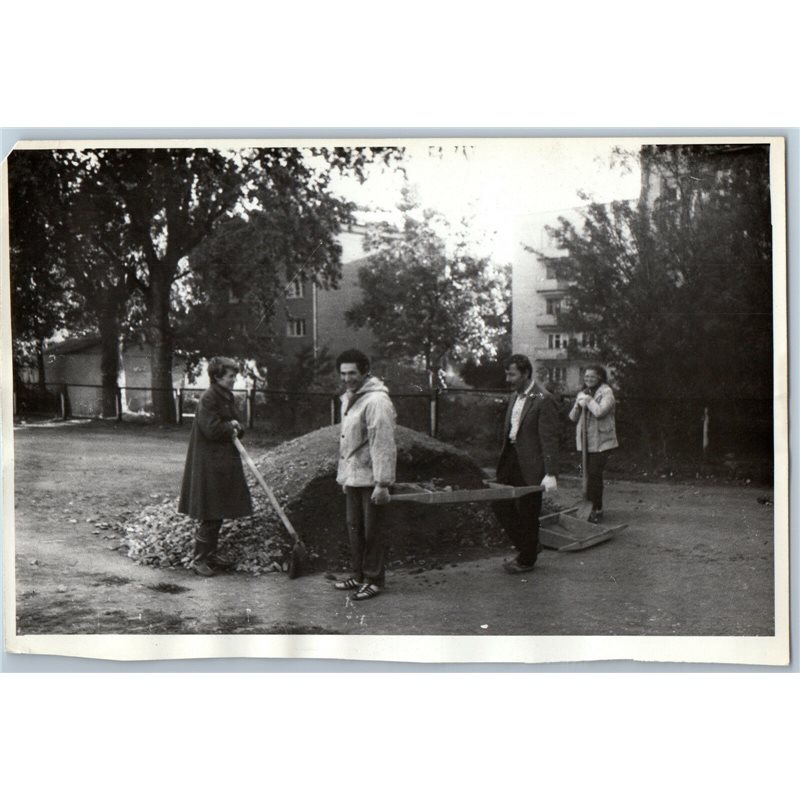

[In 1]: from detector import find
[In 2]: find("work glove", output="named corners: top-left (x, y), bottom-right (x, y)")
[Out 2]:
top-left (371, 486), bottom-right (391, 505)
top-left (541, 475), bottom-right (558, 493)
top-left (576, 392), bottom-right (590, 408)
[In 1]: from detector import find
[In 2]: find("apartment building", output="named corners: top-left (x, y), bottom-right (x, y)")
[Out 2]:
top-left (269, 225), bottom-right (377, 362)
top-left (510, 206), bottom-right (599, 393)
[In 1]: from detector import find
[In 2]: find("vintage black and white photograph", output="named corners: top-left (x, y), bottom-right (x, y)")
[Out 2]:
top-left (0, 136), bottom-right (788, 663)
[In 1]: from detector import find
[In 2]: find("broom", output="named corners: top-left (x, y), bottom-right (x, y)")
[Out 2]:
top-left (233, 437), bottom-right (308, 578)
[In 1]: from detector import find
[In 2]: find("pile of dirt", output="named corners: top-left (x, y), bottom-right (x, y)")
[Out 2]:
top-left (121, 425), bottom-right (549, 575)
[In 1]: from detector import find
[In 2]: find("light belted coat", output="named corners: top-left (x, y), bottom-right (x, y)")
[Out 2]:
top-left (568, 383), bottom-right (619, 453)
top-left (336, 376), bottom-right (397, 488)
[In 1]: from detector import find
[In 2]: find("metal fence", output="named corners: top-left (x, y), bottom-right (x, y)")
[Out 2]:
top-left (15, 381), bottom-right (773, 462)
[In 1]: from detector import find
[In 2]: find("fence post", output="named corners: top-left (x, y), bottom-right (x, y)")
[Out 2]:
top-left (177, 389), bottom-right (184, 425)
top-left (430, 388), bottom-right (439, 438)
top-left (248, 387), bottom-right (255, 429)
top-left (330, 396), bottom-right (337, 426)
top-left (60, 389), bottom-right (67, 420)
top-left (116, 387), bottom-right (122, 422)
top-left (702, 406), bottom-right (709, 460)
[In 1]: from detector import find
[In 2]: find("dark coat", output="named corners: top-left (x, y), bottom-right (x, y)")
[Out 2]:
top-left (497, 382), bottom-right (561, 484)
top-left (178, 383), bottom-right (253, 521)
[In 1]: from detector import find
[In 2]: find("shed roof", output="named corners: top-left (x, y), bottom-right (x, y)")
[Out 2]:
top-left (44, 336), bottom-right (102, 355)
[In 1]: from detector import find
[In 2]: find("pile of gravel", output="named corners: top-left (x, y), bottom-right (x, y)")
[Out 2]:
top-left (121, 425), bottom-right (547, 575)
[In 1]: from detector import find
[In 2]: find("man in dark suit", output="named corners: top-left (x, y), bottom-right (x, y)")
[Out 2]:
top-left (492, 353), bottom-right (560, 574)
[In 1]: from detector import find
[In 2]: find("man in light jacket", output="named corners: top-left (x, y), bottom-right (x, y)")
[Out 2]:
top-left (333, 349), bottom-right (397, 601)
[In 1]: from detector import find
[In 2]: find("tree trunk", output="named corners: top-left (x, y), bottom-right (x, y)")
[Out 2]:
top-left (148, 273), bottom-right (176, 424)
top-left (36, 338), bottom-right (47, 391)
top-left (98, 308), bottom-right (122, 418)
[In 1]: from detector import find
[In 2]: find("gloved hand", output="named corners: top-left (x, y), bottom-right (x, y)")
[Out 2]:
top-left (541, 475), bottom-right (558, 493)
top-left (371, 485), bottom-right (391, 505)
top-left (576, 392), bottom-right (590, 408)
top-left (230, 420), bottom-right (243, 440)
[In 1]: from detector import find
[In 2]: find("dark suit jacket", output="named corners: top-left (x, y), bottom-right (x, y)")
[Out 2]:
top-left (497, 382), bottom-right (561, 484)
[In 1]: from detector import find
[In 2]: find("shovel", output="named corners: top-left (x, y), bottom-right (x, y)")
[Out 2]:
top-left (576, 406), bottom-right (594, 521)
top-left (233, 437), bottom-right (308, 578)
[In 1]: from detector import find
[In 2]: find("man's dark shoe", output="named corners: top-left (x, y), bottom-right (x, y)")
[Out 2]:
top-left (352, 583), bottom-right (382, 601)
top-left (503, 559), bottom-right (536, 574)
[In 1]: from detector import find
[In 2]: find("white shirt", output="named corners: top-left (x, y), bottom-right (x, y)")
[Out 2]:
top-left (509, 381), bottom-right (535, 444)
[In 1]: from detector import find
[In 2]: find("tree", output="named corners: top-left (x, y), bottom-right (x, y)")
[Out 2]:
top-left (57, 151), bottom-right (147, 416)
top-left (175, 149), bottom-right (362, 368)
top-left (346, 192), bottom-right (510, 386)
top-left (545, 144), bottom-right (773, 458)
top-left (7, 150), bottom-right (82, 391)
top-left (8, 145), bottom-right (403, 422)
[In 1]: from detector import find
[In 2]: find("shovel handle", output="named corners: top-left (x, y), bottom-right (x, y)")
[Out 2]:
top-left (233, 437), bottom-right (299, 540)
top-left (581, 407), bottom-right (589, 497)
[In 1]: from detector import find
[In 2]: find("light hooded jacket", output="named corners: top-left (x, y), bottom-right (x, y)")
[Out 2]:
top-left (568, 383), bottom-right (619, 453)
top-left (336, 375), bottom-right (397, 488)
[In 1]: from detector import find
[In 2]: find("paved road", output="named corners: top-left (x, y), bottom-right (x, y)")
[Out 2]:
top-left (9, 423), bottom-right (776, 645)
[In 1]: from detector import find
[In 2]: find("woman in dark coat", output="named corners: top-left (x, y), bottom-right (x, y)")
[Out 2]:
top-left (178, 356), bottom-right (253, 576)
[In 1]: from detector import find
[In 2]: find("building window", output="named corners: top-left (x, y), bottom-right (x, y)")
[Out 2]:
top-left (286, 318), bottom-right (307, 337)
top-left (547, 367), bottom-right (567, 384)
top-left (285, 278), bottom-right (305, 299)
top-left (546, 298), bottom-right (561, 316)
top-left (548, 333), bottom-right (569, 349)
top-left (581, 332), bottom-right (597, 349)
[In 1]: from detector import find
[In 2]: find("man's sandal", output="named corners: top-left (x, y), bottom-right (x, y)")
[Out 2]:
top-left (352, 583), bottom-right (382, 601)
top-left (334, 577), bottom-right (362, 590)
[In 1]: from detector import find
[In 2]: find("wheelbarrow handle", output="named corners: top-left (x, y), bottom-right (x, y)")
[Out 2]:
top-left (389, 485), bottom-right (544, 504)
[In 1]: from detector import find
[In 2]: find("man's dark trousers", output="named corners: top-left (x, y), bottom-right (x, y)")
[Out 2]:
top-left (345, 486), bottom-right (386, 587)
top-left (491, 445), bottom-right (542, 566)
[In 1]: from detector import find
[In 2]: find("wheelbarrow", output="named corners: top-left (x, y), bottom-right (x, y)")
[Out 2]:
top-left (538, 507), bottom-right (627, 551)
top-left (389, 482), bottom-right (625, 552)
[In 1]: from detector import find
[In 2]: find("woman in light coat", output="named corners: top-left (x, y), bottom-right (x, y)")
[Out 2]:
top-left (569, 365), bottom-right (618, 523)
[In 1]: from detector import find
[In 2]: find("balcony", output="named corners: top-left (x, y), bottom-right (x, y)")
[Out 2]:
top-left (533, 348), bottom-right (570, 361)
top-left (535, 278), bottom-right (570, 293)
top-left (536, 314), bottom-right (558, 328)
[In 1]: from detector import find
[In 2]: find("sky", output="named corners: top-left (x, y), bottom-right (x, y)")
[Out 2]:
top-left (330, 138), bottom-right (642, 262)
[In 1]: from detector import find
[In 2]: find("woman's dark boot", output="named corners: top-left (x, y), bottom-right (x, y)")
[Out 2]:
top-left (193, 520), bottom-right (222, 575)
top-left (208, 550), bottom-right (235, 570)
top-left (192, 539), bottom-right (216, 577)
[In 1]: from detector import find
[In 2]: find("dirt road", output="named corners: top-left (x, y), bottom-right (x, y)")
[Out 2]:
top-left (9, 422), bottom-right (775, 636)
